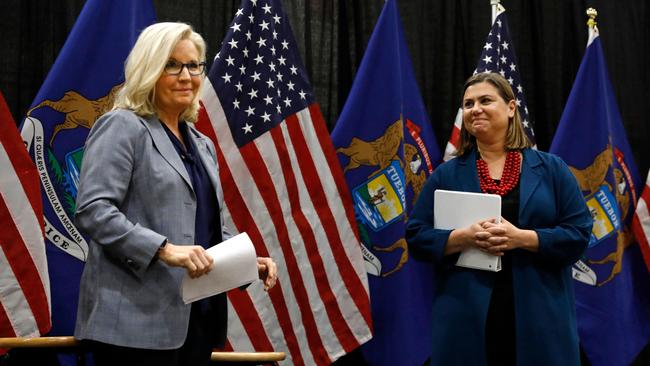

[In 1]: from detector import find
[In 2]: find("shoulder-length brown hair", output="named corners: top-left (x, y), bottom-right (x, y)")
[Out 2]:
top-left (455, 72), bottom-right (532, 156)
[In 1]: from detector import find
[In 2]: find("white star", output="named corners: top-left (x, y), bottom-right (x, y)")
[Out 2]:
top-left (250, 71), bottom-right (261, 82)
top-left (276, 104), bottom-right (282, 113)
top-left (523, 120), bottom-right (529, 127)
top-left (245, 31), bottom-right (252, 40)
top-left (266, 78), bottom-right (275, 88)
top-left (225, 55), bottom-right (235, 66)
top-left (269, 62), bottom-right (277, 72)
top-left (239, 65), bottom-right (246, 75)
top-left (251, 0), bottom-right (258, 6)
top-left (287, 81), bottom-right (295, 91)
top-left (499, 69), bottom-right (506, 77)
top-left (509, 63), bottom-right (516, 72)
top-left (242, 123), bottom-right (253, 134)
top-left (276, 72), bottom-right (284, 82)
top-left (232, 99), bottom-right (240, 109)
top-left (215, 52), bottom-right (220, 59)
top-left (235, 8), bottom-right (244, 17)
top-left (230, 22), bottom-right (241, 32)
top-left (501, 41), bottom-right (509, 50)
top-left (515, 98), bottom-right (521, 107)
top-left (497, 20), bottom-right (502, 27)
top-left (273, 14), bottom-right (281, 24)
top-left (235, 82), bottom-right (243, 92)
top-left (290, 65), bottom-right (298, 75)
top-left (508, 77), bottom-right (514, 84)
top-left (245, 106), bottom-right (255, 116)
top-left (281, 40), bottom-right (289, 49)
top-left (482, 55), bottom-right (492, 64)
top-left (256, 37), bottom-right (267, 48)
top-left (259, 20), bottom-right (270, 31)
top-left (248, 89), bottom-right (258, 99)
top-left (277, 88), bottom-right (281, 97)
top-left (517, 85), bottom-right (523, 93)
top-left (525, 107), bottom-right (529, 114)
top-left (242, 47), bottom-right (249, 58)
top-left (272, 30), bottom-right (278, 40)
top-left (298, 90), bottom-right (306, 99)
top-left (270, 45), bottom-right (276, 56)
top-left (497, 33), bottom-right (501, 41)
top-left (264, 95), bottom-right (273, 105)
top-left (248, 14), bottom-right (255, 23)
top-left (254, 54), bottom-right (264, 64)
top-left (262, 3), bottom-right (272, 13)
top-left (483, 42), bottom-right (492, 50)
top-left (221, 73), bottom-right (232, 83)
top-left (261, 112), bottom-right (271, 122)
top-left (278, 56), bottom-right (286, 65)
top-left (228, 39), bottom-right (238, 49)
top-left (501, 55), bottom-right (507, 64)
top-left (283, 97), bottom-right (291, 107)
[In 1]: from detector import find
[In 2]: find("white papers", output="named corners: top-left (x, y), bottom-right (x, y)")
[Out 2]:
top-left (182, 232), bottom-right (258, 303)
top-left (434, 189), bottom-right (502, 272)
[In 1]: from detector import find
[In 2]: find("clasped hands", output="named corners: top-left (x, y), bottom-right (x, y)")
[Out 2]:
top-left (158, 242), bottom-right (278, 290)
top-left (466, 218), bottom-right (520, 256)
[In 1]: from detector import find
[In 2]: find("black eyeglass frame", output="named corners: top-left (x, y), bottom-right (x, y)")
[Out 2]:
top-left (163, 61), bottom-right (207, 76)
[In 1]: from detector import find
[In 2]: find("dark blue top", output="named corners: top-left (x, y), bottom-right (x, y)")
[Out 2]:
top-left (162, 121), bottom-right (221, 247)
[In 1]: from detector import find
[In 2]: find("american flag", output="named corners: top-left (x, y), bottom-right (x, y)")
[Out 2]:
top-left (444, 5), bottom-right (536, 161)
top-left (633, 170), bottom-right (650, 272)
top-left (196, 0), bottom-right (372, 364)
top-left (0, 91), bottom-right (50, 350)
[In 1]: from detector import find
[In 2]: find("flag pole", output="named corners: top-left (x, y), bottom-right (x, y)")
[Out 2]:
top-left (491, 0), bottom-right (500, 23)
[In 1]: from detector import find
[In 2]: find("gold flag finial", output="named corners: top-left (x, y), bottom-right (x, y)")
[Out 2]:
top-left (586, 8), bottom-right (598, 28)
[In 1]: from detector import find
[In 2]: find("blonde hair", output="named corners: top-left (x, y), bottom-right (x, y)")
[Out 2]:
top-left (113, 22), bottom-right (206, 122)
top-left (456, 72), bottom-right (532, 156)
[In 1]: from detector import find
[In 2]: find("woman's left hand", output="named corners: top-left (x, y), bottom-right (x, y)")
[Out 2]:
top-left (481, 218), bottom-right (539, 255)
top-left (257, 257), bottom-right (278, 291)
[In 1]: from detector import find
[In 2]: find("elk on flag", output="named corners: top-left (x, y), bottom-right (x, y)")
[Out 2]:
top-left (196, 0), bottom-right (372, 365)
top-left (550, 20), bottom-right (650, 366)
top-left (444, 4), bottom-right (535, 161)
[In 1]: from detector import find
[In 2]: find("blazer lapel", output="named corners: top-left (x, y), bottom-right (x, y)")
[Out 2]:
top-left (519, 149), bottom-right (542, 214)
top-left (188, 126), bottom-right (223, 204)
top-left (456, 150), bottom-right (482, 193)
top-left (146, 116), bottom-right (194, 192)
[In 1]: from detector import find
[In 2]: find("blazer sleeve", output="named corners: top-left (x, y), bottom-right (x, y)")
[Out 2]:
top-left (202, 134), bottom-right (234, 242)
top-left (533, 156), bottom-right (593, 266)
top-left (406, 169), bottom-right (455, 266)
top-left (74, 110), bottom-right (165, 278)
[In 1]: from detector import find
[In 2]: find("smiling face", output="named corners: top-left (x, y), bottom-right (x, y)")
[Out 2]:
top-left (154, 39), bottom-right (202, 120)
top-left (462, 81), bottom-right (516, 145)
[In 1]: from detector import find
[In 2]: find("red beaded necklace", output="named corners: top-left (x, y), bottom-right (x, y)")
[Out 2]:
top-left (476, 150), bottom-right (521, 196)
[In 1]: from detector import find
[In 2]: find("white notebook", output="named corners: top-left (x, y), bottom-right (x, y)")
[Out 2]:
top-left (434, 189), bottom-right (502, 272)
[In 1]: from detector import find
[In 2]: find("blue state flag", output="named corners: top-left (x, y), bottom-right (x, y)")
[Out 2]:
top-left (331, 1), bottom-right (440, 364)
top-left (19, 0), bottom-right (155, 356)
top-left (550, 24), bottom-right (650, 366)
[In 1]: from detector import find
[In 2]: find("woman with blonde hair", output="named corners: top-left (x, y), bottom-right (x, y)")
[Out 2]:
top-left (406, 72), bottom-right (592, 365)
top-left (73, 22), bottom-right (277, 366)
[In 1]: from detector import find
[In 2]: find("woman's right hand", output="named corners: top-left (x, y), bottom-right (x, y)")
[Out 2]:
top-left (157, 242), bottom-right (214, 278)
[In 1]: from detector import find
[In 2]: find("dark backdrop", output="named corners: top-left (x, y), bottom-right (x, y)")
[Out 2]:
top-left (1, 0), bottom-right (649, 364)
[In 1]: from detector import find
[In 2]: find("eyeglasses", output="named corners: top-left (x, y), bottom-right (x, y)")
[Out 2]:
top-left (163, 60), bottom-right (206, 76)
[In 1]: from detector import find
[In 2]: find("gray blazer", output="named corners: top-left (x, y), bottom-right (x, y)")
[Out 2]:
top-left (73, 109), bottom-right (228, 349)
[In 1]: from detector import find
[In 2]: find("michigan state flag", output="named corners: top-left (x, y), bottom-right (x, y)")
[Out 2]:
top-left (550, 24), bottom-right (650, 366)
top-left (19, 0), bottom-right (155, 350)
top-left (331, 0), bottom-right (440, 364)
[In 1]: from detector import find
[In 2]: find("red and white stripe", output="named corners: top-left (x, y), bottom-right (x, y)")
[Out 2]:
top-left (443, 108), bottom-right (463, 161)
top-left (0, 92), bottom-right (50, 349)
top-left (198, 79), bottom-right (372, 365)
top-left (633, 170), bottom-right (650, 272)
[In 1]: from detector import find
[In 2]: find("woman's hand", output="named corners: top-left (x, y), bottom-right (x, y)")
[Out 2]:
top-left (481, 218), bottom-right (539, 255)
top-left (257, 257), bottom-right (278, 291)
top-left (157, 242), bottom-right (214, 278)
top-left (446, 219), bottom-right (497, 255)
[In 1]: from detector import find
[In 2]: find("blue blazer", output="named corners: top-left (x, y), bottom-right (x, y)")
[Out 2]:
top-left (74, 109), bottom-right (230, 349)
top-left (406, 148), bottom-right (592, 366)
